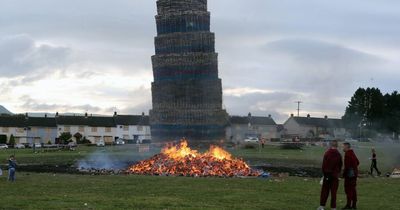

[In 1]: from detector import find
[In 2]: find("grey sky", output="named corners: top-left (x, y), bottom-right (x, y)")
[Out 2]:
top-left (0, 0), bottom-right (399, 123)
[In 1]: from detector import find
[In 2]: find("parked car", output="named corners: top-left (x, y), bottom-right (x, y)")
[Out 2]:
top-left (345, 138), bottom-right (359, 143)
top-left (29, 143), bottom-right (42, 148)
top-left (15, 144), bottom-right (25, 149)
top-left (96, 140), bottom-right (105, 147)
top-left (244, 137), bottom-right (259, 143)
top-left (141, 139), bottom-right (152, 144)
top-left (68, 142), bottom-right (77, 148)
top-left (0, 144), bottom-right (8, 149)
top-left (115, 139), bottom-right (125, 145)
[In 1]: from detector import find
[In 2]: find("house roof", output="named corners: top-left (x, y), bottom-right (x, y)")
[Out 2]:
top-left (27, 117), bottom-right (57, 127)
top-left (0, 115), bottom-right (27, 127)
top-left (56, 116), bottom-right (117, 127)
top-left (0, 114), bottom-right (151, 127)
top-left (114, 115), bottom-right (150, 126)
top-left (88, 116), bottom-right (116, 127)
top-left (0, 115), bottom-right (57, 127)
top-left (55, 116), bottom-right (89, 126)
top-left (229, 116), bottom-right (276, 126)
top-left (292, 117), bottom-right (344, 128)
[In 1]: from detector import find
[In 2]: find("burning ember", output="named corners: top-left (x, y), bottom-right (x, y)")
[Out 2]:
top-left (127, 140), bottom-right (260, 177)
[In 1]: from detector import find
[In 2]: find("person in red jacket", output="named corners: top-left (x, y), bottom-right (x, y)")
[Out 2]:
top-left (342, 142), bottom-right (360, 209)
top-left (318, 140), bottom-right (343, 210)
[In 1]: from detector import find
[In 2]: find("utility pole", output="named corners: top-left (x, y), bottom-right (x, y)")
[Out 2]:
top-left (295, 101), bottom-right (302, 117)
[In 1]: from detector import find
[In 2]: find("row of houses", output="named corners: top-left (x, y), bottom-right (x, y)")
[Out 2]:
top-left (0, 112), bottom-right (347, 144)
top-left (0, 112), bottom-right (150, 144)
top-left (226, 113), bottom-right (347, 142)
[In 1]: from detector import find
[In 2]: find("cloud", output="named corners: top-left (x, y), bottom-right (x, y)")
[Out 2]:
top-left (0, 0), bottom-right (399, 121)
top-left (260, 38), bottom-right (384, 93)
top-left (19, 96), bottom-right (106, 113)
top-left (263, 39), bottom-right (381, 64)
top-left (0, 34), bottom-right (72, 77)
top-left (224, 88), bottom-right (299, 122)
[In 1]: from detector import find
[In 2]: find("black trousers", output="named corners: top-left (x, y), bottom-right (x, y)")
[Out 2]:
top-left (370, 159), bottom-right (381, 175)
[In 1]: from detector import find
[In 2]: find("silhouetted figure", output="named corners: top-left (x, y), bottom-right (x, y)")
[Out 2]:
top-left (8, 155), bottom-right (17, 182)
top-left (370, 148), bottom-right (381, 176)
top-left (342, 143), bottom-right (360, 210)
top-left (318, 140), bottom-right (343, 210)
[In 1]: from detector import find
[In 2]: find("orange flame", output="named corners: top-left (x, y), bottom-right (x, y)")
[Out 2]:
top-left (127, 140), bottom-right (259, 177)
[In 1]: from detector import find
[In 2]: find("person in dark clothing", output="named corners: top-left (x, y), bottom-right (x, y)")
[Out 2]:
top-left (342, 143), bottom-right (360, 210)
top-left (318, 140), bottom-right (343, 210)
top-left (8, 155), bottom-right (17, 182)
top-left (370, 148), bottom-right (381, 176)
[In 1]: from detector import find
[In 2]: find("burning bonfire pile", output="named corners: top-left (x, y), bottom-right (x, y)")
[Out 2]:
top-left (127, 140), bottom-right (260, 177)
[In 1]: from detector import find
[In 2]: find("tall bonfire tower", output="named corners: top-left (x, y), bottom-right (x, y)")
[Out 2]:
top-left (150, 0), bottom-right (228, 142)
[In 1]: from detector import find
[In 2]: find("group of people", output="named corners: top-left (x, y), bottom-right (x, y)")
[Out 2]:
top-left (317, 140), bottom-right (382, 210)
top-left (0, 155), bottom-right (17, 182)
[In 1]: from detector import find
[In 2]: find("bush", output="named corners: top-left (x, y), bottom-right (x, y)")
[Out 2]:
top-left (8, 135), bottom-right (15, 145)
top-left (0, 135), bottom-right (7, 144)
top-left (59, 132), bottom-right (72, 145)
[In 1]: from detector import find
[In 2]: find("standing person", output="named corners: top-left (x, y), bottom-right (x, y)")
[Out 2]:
top-left (370, 148), bottom-right (381, 176)
top-left (342, 143), bottom-right (360, 210)
top-left (261, 138), bottom-right (265, 148)
top-left (8, 155), bottom-right (17, 182)
top-left (318, 140), bottom-right (343, 210)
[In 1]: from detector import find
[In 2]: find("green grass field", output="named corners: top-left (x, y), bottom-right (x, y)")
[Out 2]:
top-left (0, 143), bottom-right (399, 209)
top-left (0, 173), bottom-right (399, 210)
top-left (1, 142), bottom-right (398, 173)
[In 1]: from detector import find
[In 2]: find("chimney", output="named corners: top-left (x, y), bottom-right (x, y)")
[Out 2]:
top-left (85, 112), bottom-right (88, 118)
top-left (45, 114), bottom-right (48, 118)
top-left (268, 114), bottom-right (272, 118)
top-left (114, 111), bottom-right (117, 116)
top-left (324, 115), bottom-right (328, 119)
top-left (307, 114), bottom-right (311, 118)
top-left (25, 112), bottom-right (28, 119)
top-left (56, 112), bottom-right (59, 117)
top-left (290, 113), bottom-right (294, 117)
top-left (142, 112), bottom-right (145, 116)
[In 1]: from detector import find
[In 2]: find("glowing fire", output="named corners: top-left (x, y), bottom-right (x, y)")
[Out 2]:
top-left (127, 140), bottom-right (260, 177)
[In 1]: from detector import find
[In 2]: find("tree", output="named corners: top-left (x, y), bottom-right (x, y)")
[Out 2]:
top-left (383, 91), bottom-right (400, 138)
top-left (59, 132), bottom-right (72, 145)
top-left (74, 133), bottom-right (83, 144)
top-left (0, 135), bottom-right (7, 144)
top-left (8, 134), bottom-right (16, 146)
top-left (343, 87), bottom-right (400, 139)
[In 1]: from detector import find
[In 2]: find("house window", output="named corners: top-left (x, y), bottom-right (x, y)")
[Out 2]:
top-left (79, 126), bottom-right (85, 132)
top-left (137, 126), bottom-right (143, 131)
top-left (123, 126), bottom-right (129, 131)
top-left (91, 127), bottom-right (97, 132)
top-left (105, 127), bottom-right (112, 133)
top-left (64, 126), bottom-right (71, 132)
top-left (1, 127), bottom-right (9, 133)
top-left (17, 128), bottom-right (24, 133)
top-left (123, 135), bottom-right (129, 139)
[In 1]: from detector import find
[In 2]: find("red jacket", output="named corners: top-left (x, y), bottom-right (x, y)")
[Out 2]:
top-left (322, 148), bottom-right (343, 178)
top-left (344, 149), bottom-right (360, 178)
